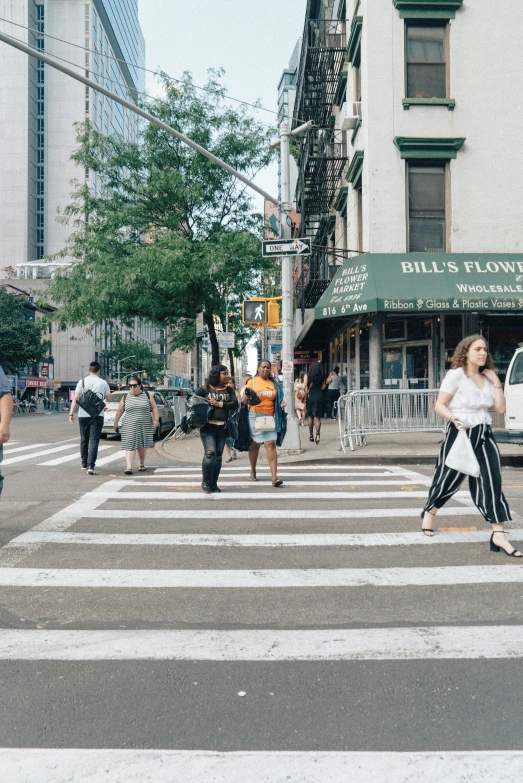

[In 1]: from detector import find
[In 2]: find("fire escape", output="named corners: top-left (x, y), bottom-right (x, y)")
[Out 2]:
top-left (294, 16), bottom-right (347, 309)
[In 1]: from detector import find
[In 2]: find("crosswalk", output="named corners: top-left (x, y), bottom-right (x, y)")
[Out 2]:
top-left (1, 461), bottom-right (523, 781)
top-left (1, 436), bottom-right (126, 467)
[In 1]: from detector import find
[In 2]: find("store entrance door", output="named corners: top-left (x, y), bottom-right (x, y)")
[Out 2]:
top-left (382, 342), bottom-right (432, 389)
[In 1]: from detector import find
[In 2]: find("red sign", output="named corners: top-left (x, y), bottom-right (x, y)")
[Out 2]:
top-left (25, 377), bottom-right (48, 389)
top-left (41, 365), bottom-right (49, 377)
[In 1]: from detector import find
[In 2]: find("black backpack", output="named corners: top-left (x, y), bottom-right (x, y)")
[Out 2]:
top-left (76, 377), bottom-right (106, 418)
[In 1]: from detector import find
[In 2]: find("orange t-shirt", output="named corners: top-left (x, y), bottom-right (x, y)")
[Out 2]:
top-left (247, 377), bottom-right (276, 415)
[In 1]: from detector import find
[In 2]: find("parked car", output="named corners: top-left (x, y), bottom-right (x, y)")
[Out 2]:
top-left (101, 390), bottom-right (175, 439)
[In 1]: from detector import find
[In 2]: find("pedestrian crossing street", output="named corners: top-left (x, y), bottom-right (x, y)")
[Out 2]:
top-left (1, 462), bottom-right (523, 781)
top-left (1, 436), bottom-right (126, 467)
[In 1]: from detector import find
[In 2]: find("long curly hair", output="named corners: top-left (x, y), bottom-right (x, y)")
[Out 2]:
top-left (205, 364), bottom-right (228, 388)
top-left (451, 334), bottom-right (494, 371)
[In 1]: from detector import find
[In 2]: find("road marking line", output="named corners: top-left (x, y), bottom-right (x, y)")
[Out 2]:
top-left (129, 479), bottom-right (431, 488)
top-left (90, 450), bottom-right (125, 466)
top-left (0, 564), bottom-right (522, 588)
top-left (153, 465), bottom-right (407, 472)
top-left (1, 626), bottom-right (523, 660)
top-left (13, 528), bottom-right (513, 548)
top-left (2, 443), bottom-right (79, 465)
top-left (106, 490), bottom-right (463, 501)
top-left (1, 750), bottom-right (522, 783)
top-left (140, 471), bottom-right (400, 479)
top-left (38, 445), bottom-right (113, 466)
top-left (2, 443), bottom-right (50, 454)
top-left (79, 506), bottom-right (478, 519)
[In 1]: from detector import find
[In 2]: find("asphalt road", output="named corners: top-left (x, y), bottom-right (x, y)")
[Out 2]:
top-left (1, 413), bottom-right (523, 781)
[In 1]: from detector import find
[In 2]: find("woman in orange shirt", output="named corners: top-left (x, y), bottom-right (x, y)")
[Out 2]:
top-left (241, 359), bottom-right (286, 486)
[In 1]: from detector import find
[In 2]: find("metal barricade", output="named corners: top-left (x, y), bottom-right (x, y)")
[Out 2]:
top-left (172, 397), bottom-right (187, 428)
top-left (338, 389), bottom-right (444, 452)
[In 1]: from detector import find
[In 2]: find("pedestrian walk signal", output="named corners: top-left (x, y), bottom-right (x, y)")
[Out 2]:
top-left (242, 298), bottom-right (280, 327)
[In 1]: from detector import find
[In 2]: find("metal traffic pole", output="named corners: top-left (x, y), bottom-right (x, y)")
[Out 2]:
top-left (277, 120), bottom-right (314, 451)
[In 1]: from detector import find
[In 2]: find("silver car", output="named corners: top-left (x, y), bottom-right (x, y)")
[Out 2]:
top-left (101, 390), bottom-right (175, 439)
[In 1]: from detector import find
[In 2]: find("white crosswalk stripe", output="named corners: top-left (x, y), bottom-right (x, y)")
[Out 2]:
top-left (0, 437), bottom-right (125, 467)
top-left (1, 460), bottom-right (522, 774)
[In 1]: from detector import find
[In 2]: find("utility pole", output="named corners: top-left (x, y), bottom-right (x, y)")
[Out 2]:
top-left (274, 120), bottom-right (314, 452)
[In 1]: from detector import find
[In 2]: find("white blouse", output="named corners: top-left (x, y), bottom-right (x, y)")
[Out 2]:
top-left (439, 367), bottom-right (494, 427)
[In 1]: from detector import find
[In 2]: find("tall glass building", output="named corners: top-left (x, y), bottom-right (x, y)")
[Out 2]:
top-left (0, 2), bottom-right (168, 385)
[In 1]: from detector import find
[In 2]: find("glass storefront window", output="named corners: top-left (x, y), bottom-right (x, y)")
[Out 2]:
top-left (444, 315), bottom-right (462, 370)
top-left (482, 316), bottom-right (523, 383)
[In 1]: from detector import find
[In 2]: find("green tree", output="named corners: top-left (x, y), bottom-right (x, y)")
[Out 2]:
top-left (101, 337), bottom-right (165, 383)
top-left (0, 289), bottom-right (50, 374)
top-left (50, 70), bottom-right (277, 364)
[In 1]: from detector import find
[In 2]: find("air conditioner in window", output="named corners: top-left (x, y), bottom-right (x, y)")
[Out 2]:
top-left (341, 102), bottom-right (362, 131)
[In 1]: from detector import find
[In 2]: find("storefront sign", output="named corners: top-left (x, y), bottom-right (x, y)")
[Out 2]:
top-left (25, 377), bottom-right (48, 389)
top-left (316, 254), bottom-right (523, 319)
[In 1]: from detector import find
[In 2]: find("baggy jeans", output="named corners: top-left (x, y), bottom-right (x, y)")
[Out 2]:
top-left (79, 415), bottom-right (104, 469)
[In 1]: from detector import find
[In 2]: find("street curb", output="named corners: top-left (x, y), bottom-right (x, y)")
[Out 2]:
top-left (155, 440), bottom-right (523, 468)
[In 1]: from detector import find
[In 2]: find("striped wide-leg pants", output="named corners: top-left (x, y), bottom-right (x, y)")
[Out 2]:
top-left (422, 422), bottom-right (512, 524)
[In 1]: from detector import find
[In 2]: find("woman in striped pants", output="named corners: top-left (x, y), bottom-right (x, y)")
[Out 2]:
top-left (421, 335), bottom-right (521, 558)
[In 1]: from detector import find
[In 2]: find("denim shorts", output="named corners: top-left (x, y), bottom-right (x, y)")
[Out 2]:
top-left (248, 411), bottom-right (277, 444)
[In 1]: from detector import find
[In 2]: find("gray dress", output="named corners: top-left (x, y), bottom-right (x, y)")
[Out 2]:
top-left (120, 391), bottom-right (154, 450)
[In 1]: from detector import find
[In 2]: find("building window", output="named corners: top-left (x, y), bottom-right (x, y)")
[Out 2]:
top-left (406, 24), bottom-right (447, 98)
top-left (408, 163), bottom-right (446, 252)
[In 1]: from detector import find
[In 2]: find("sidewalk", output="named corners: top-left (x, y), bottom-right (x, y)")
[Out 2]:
top-left (158, 418), bottom-right (523, 466)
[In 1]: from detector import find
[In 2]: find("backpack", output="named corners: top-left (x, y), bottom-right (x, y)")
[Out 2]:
top-left (76, 377), bottom-right (106, 418)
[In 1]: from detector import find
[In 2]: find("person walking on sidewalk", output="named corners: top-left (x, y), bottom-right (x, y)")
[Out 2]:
top-left (0, 366), bottom-right (13, 498)
top-left (325, 366), bottom-right (342, 419)
top-left (420, 335), bottom-right (521, 557)
top-left (294, 370), bottom-right (308, 426)
top-left (113, 376), bottom-right (160, 475)
top-left (242, 359), bottom-right (286, 487)
top-left (196, 365), bottom-right (238, 494)
top-left (69, 361), bottom-right (112, 475)
top-left (306, 361), bottom-right (325, 444)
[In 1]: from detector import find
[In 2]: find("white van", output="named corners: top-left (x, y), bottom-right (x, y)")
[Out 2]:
top-left (500, 347), bottom-right (523, 442)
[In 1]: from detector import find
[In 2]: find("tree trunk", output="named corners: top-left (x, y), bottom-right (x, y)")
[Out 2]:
top-left (204, 313), bottom-right (220, 366)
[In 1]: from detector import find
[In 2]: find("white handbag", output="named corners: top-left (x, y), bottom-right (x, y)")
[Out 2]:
top-left (254, 414), bottom-right (276, 432)
top-left (444, 428), bottom-right (480, 477)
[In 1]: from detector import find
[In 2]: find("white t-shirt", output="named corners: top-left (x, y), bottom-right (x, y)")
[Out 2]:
top-left (75, 375), bottom-right (111, 417)
top-left (439, 367), bottom-right (494, 427)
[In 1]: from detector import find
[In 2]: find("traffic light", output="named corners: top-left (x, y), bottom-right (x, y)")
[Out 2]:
top-left (242, 298), bottom-right (280, 327)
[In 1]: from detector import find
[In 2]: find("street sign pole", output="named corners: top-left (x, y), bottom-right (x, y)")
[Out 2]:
top-left (279, 121), bottom-right (301, 452)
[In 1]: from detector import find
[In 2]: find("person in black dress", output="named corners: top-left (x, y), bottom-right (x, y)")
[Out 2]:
top-left (306, 361), bottom-right (325, 444)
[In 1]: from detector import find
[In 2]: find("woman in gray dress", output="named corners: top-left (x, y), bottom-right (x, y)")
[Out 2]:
top-left (113, 376), bottom-right (160, 475)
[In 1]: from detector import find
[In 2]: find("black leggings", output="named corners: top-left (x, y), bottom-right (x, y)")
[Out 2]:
top-left (423, 422), bottom-right (511, 524)
top-left (200, 423), bottom-right (227, 488)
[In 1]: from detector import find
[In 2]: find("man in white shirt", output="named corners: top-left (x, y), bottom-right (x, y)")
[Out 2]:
top-left (69, 362), bottom-right (112, 474)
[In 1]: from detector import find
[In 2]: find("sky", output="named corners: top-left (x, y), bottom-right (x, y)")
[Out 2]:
top-left (138, 0), bottom-right (307, 212)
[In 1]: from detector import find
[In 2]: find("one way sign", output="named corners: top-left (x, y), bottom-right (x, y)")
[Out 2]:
top-left (262, 238), bottom-right (311, 257)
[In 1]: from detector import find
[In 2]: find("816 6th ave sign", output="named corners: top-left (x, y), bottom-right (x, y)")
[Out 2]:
top-left (262, 238), bottom-right (311, 257)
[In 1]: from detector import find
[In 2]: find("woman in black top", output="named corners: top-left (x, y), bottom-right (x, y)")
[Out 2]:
top-left (196, 364), bottom-right (238, 493)
top-left (306, 361), bottom-right (325, 444)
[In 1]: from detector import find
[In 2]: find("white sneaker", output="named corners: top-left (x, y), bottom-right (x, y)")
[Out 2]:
top-left (87, 468), bottom-right (98, 475)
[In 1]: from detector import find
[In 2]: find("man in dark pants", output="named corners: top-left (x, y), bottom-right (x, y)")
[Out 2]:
top-left (0, 367), bottom-right (13, 497)
top-left (69, 362), bottom-right (111, 475)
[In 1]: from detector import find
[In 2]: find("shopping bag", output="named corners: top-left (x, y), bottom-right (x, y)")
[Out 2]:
top-left (444, 428), bottom-right (480, 477)
top-left (185, 394), bottom-right (211, 429)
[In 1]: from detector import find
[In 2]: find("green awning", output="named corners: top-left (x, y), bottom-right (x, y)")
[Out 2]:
top-left (315, 254), bottom-right (523, 319)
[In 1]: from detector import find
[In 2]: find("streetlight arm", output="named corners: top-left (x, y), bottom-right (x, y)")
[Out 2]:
top-left (0, 30), bottom-right (280, 207)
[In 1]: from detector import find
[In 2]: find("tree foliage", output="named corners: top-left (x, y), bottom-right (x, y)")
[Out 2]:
top-left (100, 337), bottom-right (166, 383)
top-left (0, 289), bottom-right (50, 373)
top-left (50, 70), bottom-right (277, 364)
